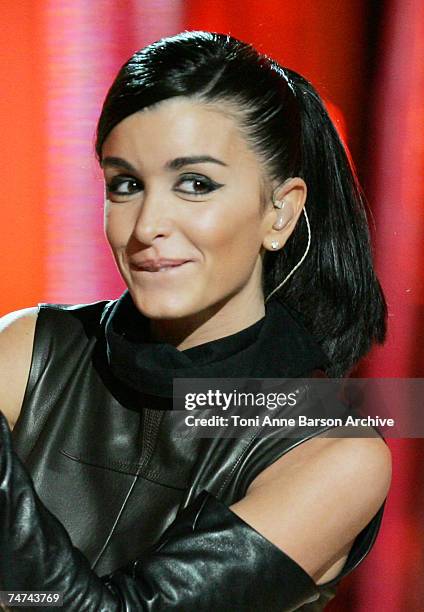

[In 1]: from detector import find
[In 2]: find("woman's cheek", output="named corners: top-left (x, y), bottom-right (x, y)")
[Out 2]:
top-left (104, 207), bottom-right (132, 251)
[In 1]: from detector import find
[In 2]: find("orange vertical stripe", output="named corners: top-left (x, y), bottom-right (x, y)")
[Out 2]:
top-left (0, 3), bottom-right (47, 314)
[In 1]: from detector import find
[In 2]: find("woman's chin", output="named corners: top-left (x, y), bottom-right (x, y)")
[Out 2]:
top-left (129, 292), bottom-right (202, 321)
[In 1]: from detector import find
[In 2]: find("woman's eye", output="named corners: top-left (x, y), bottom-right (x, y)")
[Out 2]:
top-left (106, 176), bottom-right (141, 196)
top-left (175, 174), bottom-right (223, 196)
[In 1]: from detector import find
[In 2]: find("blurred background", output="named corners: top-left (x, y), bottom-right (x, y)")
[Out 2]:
top-left (1, 1), bottom-right (423, 609)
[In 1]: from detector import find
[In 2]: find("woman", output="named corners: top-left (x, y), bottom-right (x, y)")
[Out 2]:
top-left (0, 31), bottom-right (391, 610)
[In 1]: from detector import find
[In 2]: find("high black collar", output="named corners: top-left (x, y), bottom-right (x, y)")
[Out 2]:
top-left (102, 290), bottom-right (329, 399)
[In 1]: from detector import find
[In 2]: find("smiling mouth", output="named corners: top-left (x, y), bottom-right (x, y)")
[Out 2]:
top-left (130, 261), bottom-right (192, 273)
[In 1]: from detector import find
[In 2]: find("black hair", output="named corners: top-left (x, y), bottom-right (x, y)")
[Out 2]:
top-left (96, 30), bottom-right (387, 377)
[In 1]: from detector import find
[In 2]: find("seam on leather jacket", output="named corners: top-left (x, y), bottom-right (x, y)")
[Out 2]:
top-left (13, 305), bottom-right (55, 460)
top-left (90, 466), bottom-right (143, 571)
top-left (192, 492), bottom-right (210, 529)
top-left (217, 433), bottom-right (258, 497)
top-left (59, 449), bottom-right (188, 490)
top-left (139, 408), bottom-right (164, 471)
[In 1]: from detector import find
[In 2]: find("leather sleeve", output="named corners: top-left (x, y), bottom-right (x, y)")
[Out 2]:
top-left (0, 412), bottom-right (320, 612)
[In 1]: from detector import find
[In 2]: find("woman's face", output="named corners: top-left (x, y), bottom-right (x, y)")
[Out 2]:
top-left (101, 97), bottom-right (274, 322)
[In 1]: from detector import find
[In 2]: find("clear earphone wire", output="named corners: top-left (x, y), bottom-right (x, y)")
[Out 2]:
top-left (265, 207), bottom-right (311, 303)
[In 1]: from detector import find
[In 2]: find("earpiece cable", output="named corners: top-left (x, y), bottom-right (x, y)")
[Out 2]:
top-left (265, 207), bottom-right (311, 303)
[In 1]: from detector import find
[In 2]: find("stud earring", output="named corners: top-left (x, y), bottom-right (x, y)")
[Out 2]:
top-left (270, 240), bottom-right (280, 250)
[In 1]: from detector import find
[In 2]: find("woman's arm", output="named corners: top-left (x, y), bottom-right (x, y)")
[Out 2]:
top-left (0, 411), bottom-right (390, 610)
top-left (231, 429), bottom-right (392, 585)
top-left (0, 308), bottom-right (38, 429)
top-left (0, 412), bottom-right (319, 611)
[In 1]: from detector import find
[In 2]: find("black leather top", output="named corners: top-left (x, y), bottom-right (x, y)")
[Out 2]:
top-left (11, 297), bottom-right (386, 610)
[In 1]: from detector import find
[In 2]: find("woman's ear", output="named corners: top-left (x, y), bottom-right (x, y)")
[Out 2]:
top-left (262, 177), bottom-right (307, 252)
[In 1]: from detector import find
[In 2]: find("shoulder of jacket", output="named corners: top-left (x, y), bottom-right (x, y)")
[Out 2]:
top-left (38, 298), bottom-right (116, 316)
top-left (36, 298), bottom-right (117, 337)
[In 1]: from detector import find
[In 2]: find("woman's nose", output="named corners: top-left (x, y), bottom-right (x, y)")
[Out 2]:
top-left (131, 189), bottom-right (173, 245)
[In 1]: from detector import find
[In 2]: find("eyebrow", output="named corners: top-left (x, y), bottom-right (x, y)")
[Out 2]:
top-left (100, 155), bottom-right (228, 172)
top-left (101, 156), bottom-right (137, 172)
top-left (166, 155), bottom-right (228, 169)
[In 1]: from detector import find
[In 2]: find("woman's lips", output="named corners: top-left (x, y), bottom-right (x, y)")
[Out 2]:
top-left (129, 259), bottom-right (193, 273)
